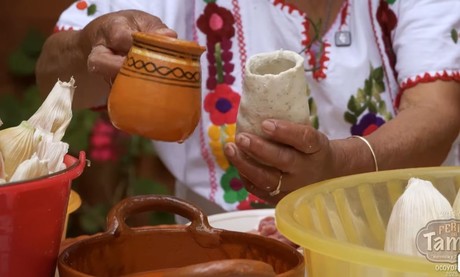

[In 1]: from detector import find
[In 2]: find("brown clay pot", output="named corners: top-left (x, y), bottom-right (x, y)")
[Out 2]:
top-left (58, 195), bottom-right (305, 277)
top-left (108, 33), bottom-right (206, 142)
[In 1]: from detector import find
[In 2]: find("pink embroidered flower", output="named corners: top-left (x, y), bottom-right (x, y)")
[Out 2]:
top-left (89, 119), bottom-right (119, 161)
top-left (197, 3), bottom-right (235, 41)
top-left (204, 84), bottom-right (241, 125)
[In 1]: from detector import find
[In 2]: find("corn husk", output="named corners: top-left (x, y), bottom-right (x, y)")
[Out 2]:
top-left (27, 77), bottom-right (75, 141)
top-left (384, 178), bottom-right (453, 256)
top-left (0, 152), bottom-right (5, 184)
top-left (0, 78), bottom-right (75, 184)
top-left (452, 188), bottom-right (460, 219)
top-left (9, 154), bottom-right (49, 182)
top-left (36, 130), bottom-right (68, 173)
top-left (0, 121), bottom-right (40, 179)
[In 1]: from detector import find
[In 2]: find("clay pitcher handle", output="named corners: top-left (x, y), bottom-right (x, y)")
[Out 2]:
top-left (106, 195), bottom-right (220, 246)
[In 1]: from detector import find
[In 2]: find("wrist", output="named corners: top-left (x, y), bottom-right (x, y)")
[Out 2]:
top-left (329, 137), bottom-right (377, 178)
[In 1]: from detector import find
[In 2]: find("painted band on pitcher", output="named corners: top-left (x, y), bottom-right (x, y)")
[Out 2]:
top-left (123, 56), bottom-right (201, 83)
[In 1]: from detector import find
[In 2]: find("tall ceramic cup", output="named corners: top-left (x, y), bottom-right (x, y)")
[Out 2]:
top-left (108, 32), bottom-right (206, 142)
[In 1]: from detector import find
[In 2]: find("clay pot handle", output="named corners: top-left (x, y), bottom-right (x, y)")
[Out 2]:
top-left (106, 195), bottom-right (217, 238)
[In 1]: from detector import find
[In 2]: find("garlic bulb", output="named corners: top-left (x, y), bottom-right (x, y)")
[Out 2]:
top-left (27, 77), bottom-right (75, 141)
top-left (384, 177), bottom-right (453, 256)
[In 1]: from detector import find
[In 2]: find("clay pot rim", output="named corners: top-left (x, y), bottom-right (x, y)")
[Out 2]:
top-left (132, 32), bottom-right (206, 56)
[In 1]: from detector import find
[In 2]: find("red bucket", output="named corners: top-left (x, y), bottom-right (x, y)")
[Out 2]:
top-left (0, 151), bottom-right (86, 277)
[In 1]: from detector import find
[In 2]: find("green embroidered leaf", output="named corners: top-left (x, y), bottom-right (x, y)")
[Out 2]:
top-left (344, 112), bottom-right (357, 125)
top-left (87, 4), bottom-right (97, 16)
top-left (374, 80), bottom-right (385, 93)
top-left (311, 116), bottom-right (319, 130)
top-left (386, 0), bottom-right (396, 4)
top-left (371, 67), bottom-right (384, 82)
top-left (308, 97), bottom-right (317, 115)
top-left (368, 101), bottom-right (378, 113)
top-left (385, 112), bottom-right (393, 121)
top-left (452, 29), bottom-right (459, 44)
top-left (364, 79), bottom-right (373, 97)
top-left (372, 85), bottom-right (382, 101)
top-left (356, 88), bottom-right (366, 103)
top-left (214, 43), bottom-right (224, 84)
top-left (204, 0), bottom-right (217, 3)
top-left (347, 95), bottom-right (358, 112)
top-left (355, 104), bottom-right (368, 117)
top-left (378, 100), bottom-right (387, 115)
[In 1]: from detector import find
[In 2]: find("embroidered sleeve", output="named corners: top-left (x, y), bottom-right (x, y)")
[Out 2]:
top-left (55, 0), bottom-right (110, 32)
top-left (390, 0), bottom-right (460, 90)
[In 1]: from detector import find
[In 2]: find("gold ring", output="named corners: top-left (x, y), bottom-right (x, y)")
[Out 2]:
top-left (269, 173), bottom-right (283, 196)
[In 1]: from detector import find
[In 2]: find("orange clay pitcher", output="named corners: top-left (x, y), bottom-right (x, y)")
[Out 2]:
top-left (108, 32), bottom-right (206, 142)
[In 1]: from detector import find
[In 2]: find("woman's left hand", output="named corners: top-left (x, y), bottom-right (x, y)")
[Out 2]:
top-left (224, 119), bottom-right (339, 203)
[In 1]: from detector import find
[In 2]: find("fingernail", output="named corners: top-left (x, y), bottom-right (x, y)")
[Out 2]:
top-left (224, 144), bottom-right (235, 157)
top-left (237, 135), bottom-right (250, 147)
top-left (262, 120), bottom-right (276, 133)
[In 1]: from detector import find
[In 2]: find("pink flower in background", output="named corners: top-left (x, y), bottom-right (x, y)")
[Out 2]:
top-left (89, 119), bottom-right (119, 162)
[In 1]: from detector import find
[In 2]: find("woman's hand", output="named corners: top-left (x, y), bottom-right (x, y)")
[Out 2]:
top-left (36, 10), bottom-right (177, 109)
top-left (78, 10), bottom-right (177, 84)
top-left (224, 120), bottom-right (342, 203)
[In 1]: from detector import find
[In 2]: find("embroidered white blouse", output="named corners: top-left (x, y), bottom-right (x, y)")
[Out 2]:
top-left (56, 0), bottom-right (460, 211)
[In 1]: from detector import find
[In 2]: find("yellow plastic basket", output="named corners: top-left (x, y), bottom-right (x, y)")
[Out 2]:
top-left (276, 166), bottom-right (460, 277)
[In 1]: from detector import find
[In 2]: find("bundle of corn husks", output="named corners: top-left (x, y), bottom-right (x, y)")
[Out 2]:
top-left (0, 77), bottom-right (75, 185)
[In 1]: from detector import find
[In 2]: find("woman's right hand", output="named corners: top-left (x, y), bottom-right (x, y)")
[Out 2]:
top-left (78, 9), bottom-right (177, 84)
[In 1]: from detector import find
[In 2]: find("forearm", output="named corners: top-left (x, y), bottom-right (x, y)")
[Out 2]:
top-left (333, 81), bottom-right (460, 176)
top-left (35, 31), bottom-right (109, 109)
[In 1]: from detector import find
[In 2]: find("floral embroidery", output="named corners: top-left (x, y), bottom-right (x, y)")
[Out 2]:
top-left (345, 66), bottom-right (392, 135)
top-left (351, 113), bottom-right (385, 136)
top-left (75, 1), bottom-right (97, 16)
top-left (89, 118), bottom-right (120, 161)
top-left (197, 3), bottom-right (235, 42)
top-left (452, 29), bottom-right (459, 44)
top-left (237, 194), bottom-right (273, 210)
top-left (221, 166), bottom-right (247, 203)
top-left (376, 0), bottom-right (397, 76)
top-left (204, 84), bottom-right (240, 125)
top-left (198, 1), bottom-right (268, 209)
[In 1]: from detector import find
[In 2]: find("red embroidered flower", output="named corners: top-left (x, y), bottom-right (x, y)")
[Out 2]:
top-left (76, 1), bottom-right (88, 10)
top-left (197, 3), bottom-right (235, 41)
top-left (204, 84), bottom-right (240, 125)
top-left (237, 194), bottom-right (269, 210)
top-left (377, 0), bottom-right (398, 73)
